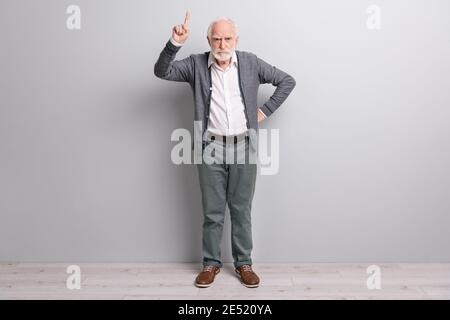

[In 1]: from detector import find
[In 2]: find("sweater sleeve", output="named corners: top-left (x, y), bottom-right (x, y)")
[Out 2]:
top-left (257, 56), bottom-right (296, 117)
top-left (154, 39), bottom-right (193, 83)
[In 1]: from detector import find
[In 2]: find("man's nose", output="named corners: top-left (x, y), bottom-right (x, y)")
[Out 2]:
top-left (219, 40), bottom-right (225, 49)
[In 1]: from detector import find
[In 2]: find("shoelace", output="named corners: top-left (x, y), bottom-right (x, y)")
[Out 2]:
top-left (203, 265), bottom-right (215, 272)
top-left (241, 265), bottom-right (252, 272)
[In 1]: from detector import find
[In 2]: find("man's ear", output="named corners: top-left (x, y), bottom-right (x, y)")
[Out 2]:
top-left (207, 36), bottom-right (211, 47)
top-left (235, 36), bottom-right (239, 46)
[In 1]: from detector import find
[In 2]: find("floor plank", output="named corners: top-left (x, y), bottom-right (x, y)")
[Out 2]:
top-left (1, 262), bottom-right (449, 300)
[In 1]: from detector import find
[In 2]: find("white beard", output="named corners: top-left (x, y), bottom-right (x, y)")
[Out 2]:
top-left (212, 49), bottom-right (234, 62)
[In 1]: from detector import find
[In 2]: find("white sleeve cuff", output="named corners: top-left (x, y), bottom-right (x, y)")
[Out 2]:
top-left (170, 37), bottom-right (183, 47)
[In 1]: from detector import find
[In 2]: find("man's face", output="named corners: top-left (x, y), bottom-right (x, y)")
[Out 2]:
top-left (208, 21), bottom-right (239, 62)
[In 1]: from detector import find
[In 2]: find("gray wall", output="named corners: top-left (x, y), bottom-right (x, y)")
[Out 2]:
top-left (1, 0), bottom-right (449, 262)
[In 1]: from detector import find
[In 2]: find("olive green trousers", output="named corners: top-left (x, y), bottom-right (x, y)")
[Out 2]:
top-left (196, 138), bottom-right (257, 268)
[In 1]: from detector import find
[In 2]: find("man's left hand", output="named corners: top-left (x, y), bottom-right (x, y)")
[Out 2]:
top-left (257, 108), bottom-right (267, 123)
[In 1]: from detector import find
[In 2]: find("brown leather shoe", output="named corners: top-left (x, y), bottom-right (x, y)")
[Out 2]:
top-left (235, 265), bottom-right (260, 288)
top-left (194, 265), bottom-right (220, 288)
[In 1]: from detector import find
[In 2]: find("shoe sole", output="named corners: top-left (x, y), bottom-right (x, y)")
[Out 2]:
top-left (235, 271), bottom-right (260, 288)
top-left (194, 268), bottom-right (220, 288)
top-left (195, 283), bottom-right (212, 288)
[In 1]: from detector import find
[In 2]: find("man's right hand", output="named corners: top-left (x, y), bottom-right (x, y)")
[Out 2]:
top-left (172, 11), bottom-right (190, 44)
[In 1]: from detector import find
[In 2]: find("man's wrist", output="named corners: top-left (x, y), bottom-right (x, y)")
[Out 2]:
top-left (170, 37), bottom-right (183, 47)
top-left (258, 108), bottom-right (267, 119)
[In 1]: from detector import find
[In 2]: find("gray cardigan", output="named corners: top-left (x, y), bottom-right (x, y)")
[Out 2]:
top-left (154, 40), bottom-right (296, 144)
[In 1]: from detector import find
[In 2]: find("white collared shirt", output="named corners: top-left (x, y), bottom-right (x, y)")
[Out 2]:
top-left (206, 51), bottom-right (248, 136)
top-left (169, 37), bottom-right (266, 136)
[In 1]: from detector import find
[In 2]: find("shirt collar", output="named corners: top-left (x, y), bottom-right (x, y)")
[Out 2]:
top-left (208, 51), bottom-right (238, 69)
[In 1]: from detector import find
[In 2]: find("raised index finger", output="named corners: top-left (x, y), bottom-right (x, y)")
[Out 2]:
top-left (184, 11), bottom-right (191, 25)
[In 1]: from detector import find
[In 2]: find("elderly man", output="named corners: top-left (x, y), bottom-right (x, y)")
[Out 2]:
top-left (154, 12), bottom-right (296, 288)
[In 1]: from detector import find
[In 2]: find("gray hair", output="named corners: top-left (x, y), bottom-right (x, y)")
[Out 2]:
top-left (206, 17), bottom-right (239, 39)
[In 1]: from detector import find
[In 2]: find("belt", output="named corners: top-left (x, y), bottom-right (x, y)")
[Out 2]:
top-left (206, 132), bottom-right (249, 144)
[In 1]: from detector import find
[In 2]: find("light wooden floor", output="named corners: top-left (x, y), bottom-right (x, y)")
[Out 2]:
top-left (1, 262), bottom-right (449, 300)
